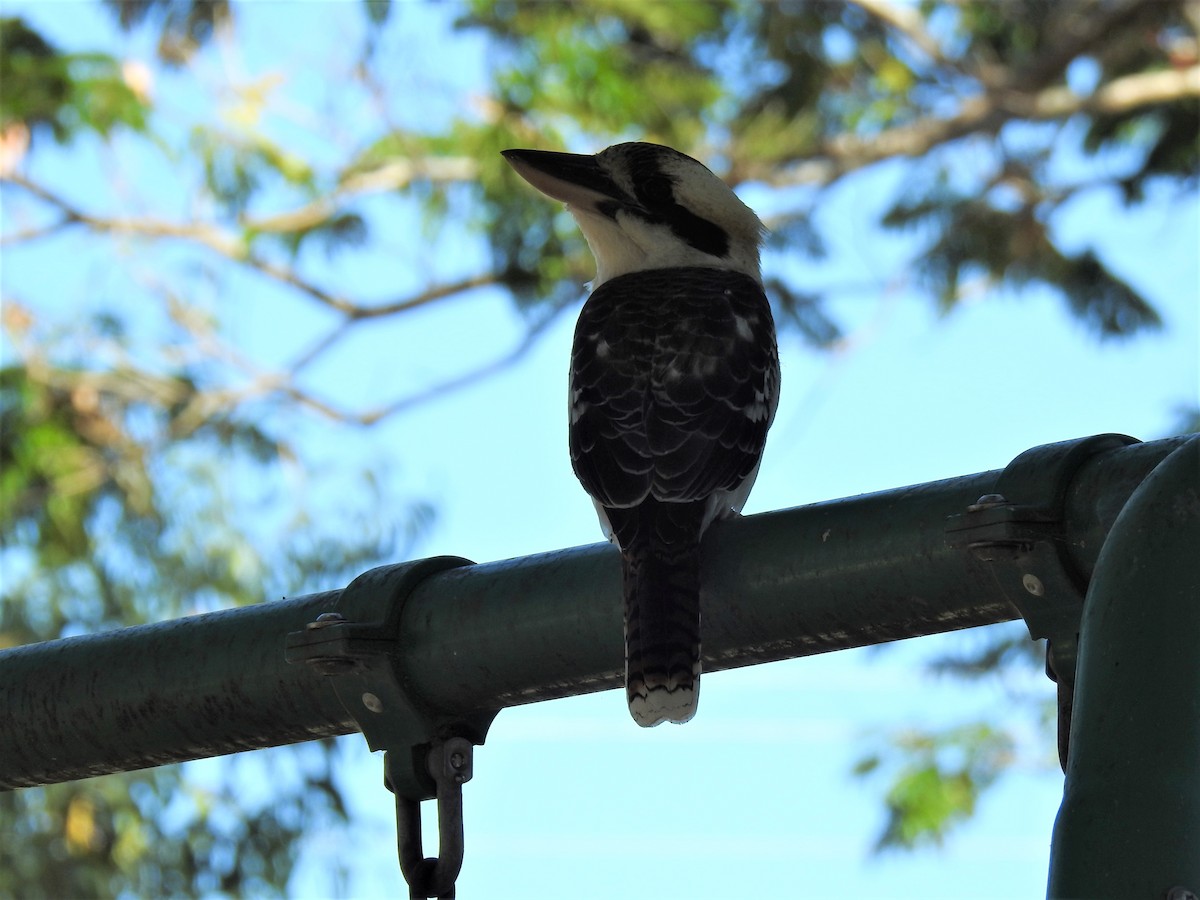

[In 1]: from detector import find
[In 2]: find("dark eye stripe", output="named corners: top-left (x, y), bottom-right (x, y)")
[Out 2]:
top-left (608, 145), bottom-right (733, 258)
top-left (663, 206), bottom-right (729, 257)
top-left (621, 201), bottom-right (730, 258)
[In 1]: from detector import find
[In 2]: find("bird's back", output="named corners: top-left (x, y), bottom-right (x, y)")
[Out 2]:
top-left (568, 266), bottom-right (778, 726)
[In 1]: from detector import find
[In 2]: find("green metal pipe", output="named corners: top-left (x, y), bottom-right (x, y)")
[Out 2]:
top-left (0, 435), bottom-right (1184, 789)
top-left (1047, 436), bottom-right (1200, 899)
top-left (396, 467), bottom-right (1018, 713)
top-left (0, 591), bottom-right (353, 789)
top-left (397, 436), bottom-right (1189, 713)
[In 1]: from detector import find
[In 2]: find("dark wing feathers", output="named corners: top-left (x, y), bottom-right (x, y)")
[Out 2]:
top-left (569, 267), bottom-right (777, 510)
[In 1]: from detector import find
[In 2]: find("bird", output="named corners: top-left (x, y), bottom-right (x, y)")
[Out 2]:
top-left (502, 141), bottom-right (779, 727)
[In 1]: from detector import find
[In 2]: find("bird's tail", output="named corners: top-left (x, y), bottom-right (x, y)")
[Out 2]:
top-left (617, 500), bottom-right (704, 727)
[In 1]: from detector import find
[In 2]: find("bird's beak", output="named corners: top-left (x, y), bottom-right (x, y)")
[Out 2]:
top-left (502, 148), bottom-right (626, 214)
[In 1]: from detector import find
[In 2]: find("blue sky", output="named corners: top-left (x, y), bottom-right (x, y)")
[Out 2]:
top-left (3, 2), bottom-right (1198, 898)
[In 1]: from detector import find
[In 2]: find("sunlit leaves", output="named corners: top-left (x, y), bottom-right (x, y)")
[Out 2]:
top-left (461, 0), bottom-right (725, 143)
top-left (0, 366), bottom-right (142, 565)
top-left (67, 53), bottom-right (150, 136)
top-left (0, 746), bottom-right (350, 898)
top-left (0, 333), bottom-right (413, 895)
top-left (0, 18), bottom-right (148, 143)
top-left (465, 0), bottom-right (1188, 352)
top-left (0, 17), bottom-right (71, 137)
top-left (855, 723), bottom-right (1016, 851)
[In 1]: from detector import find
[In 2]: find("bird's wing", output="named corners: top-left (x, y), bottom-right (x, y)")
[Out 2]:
top-left (569, 266), bottom-right (778, 513)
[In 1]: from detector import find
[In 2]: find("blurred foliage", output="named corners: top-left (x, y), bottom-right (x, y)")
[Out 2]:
top-left (0, 748), bottom-right (346, 898)
top-left (0, 302), bottom-right (422, 895)
top-left (0, 17), bottom-right (149, 143)
top-left (855, 723), bottom-right (1017, 851)
top-left (463, 0), bottom-right (727, 142)
top-left (883, 185), bottom-right (1162, 336)
top-left (451, 0), bottom-right (1193, 342)
top-left (1, 0), bottom-right (1196, 891)
top-left (853, 624), bottom-right (1052, 851)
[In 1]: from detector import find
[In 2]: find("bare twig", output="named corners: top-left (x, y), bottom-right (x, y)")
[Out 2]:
top-left (220, 303), bottom-right (572, 427)
top-left (1, 171), bottom-right (499, 323)
top-left (3, 169), bottom-right (528, 431)
top-left (286, 272), bottom-right (502, 373)
top-left (28, 260), bottom-right (566, 432)
top-left (8, 176), bottom-right (353, 319)
top-left (0, 216), bottom-right (75, 246)
top-left (357, 303), bottom-right (572, 424)
top-left (350, 272), bottom-right (502, 320)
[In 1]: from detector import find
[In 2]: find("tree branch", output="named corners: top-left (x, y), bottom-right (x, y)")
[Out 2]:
top-left (287, 272), bottom-right (502, 374)
top-left (217, 303), bottom-right (571, 428)
top-left (1, 173), bottom-right (341, 306)
top-left (0, 171), bottom-right (499, 324)
top-left (355, 303), bottom-right (571, 425)
top-left (1010, 65), bottom-right (1200, 118)
top-left (11, 275), bottom-right (559, 436)
top-left (247, 156), bottom-right (478, 235)
top-left (337, 156), bottom-right (478, 197)
top-left (853, 0), bottom-right (1155, 93)
top-left (0, 216), bottom-right (75, 246)
top-left (753, 64), bottom-right (1200, 187)
top-left (3, 170), bottom-right (523, 430)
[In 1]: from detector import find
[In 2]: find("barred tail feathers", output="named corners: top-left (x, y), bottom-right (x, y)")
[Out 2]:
top-left (617, 500), bottom-right (704, 727)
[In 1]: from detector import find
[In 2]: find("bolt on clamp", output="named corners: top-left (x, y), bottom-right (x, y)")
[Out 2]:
top-left (286, 558), bottom-right (497, 899)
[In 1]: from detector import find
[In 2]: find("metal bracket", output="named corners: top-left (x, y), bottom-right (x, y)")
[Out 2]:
top-left (945, 433), bottom-right (1139, 770)
top-left (285, 558), bottom-right (498, 898)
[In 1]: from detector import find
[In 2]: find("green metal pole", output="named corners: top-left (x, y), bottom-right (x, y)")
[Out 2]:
top-left (0, 435), bottom-right (1186, 789)
top-left (0, 590), bottom-right (353, 787)
top-left (1047, 436), bottom-right (1200, 898)
top-left (396, 435), bottom-right (1185, 713)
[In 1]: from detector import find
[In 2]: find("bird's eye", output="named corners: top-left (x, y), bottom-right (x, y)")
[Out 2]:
top-left (639, 175), bottom-right (673, 206)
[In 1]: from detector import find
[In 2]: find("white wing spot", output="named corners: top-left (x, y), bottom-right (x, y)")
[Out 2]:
top-left (744, 388), bottom-right (770, 421)
top-left (570, 389), bottom-right (587, 423)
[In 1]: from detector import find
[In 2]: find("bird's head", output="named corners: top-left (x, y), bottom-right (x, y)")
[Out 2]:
top-left (503, 142), bottom-right (764, 287)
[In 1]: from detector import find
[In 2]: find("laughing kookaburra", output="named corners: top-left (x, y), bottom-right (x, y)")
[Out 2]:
top-left (503, 142), bottom-right (779, 727)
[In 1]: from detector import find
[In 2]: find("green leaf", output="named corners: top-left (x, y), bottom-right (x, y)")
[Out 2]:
top-left (856, 723), bottom-right (1016, 852)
